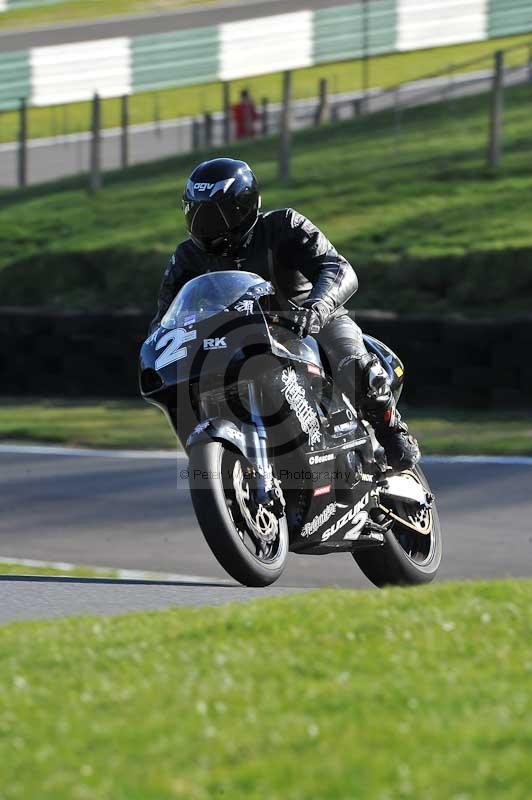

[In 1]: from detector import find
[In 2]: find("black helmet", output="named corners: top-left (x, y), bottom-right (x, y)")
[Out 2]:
top-left (182, 158), bottom-right (261, 256)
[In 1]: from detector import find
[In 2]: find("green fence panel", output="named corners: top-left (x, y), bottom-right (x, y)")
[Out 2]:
top-left (6, 0), bottom-right (68, 8)
top-left (488, 0), bottom-right (532, 38)
top-left (368, 0), bottom-right (396, 55)
top-left (313, 0), bottom-right (396, 65)
top-left (131, 27), bottom-right (220, 94)
top-left (0, 50), bottom-right (30, 110)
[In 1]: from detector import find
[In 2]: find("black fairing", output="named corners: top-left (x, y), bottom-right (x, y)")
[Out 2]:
top-left (140, 271), bottom-right (404, 553)
top-left (364, 334), bottom-right (405, 402)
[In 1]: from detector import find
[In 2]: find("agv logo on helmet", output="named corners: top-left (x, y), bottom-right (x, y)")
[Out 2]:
top-left (191, 178), bottom-right (236, 197)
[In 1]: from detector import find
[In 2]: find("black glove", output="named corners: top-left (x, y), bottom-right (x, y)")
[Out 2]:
top-left (293, 301), bottom-right (326, 339)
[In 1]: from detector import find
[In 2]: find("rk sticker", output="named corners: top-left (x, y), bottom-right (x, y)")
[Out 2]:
top-left (204, 338), bottom-right (227, 350)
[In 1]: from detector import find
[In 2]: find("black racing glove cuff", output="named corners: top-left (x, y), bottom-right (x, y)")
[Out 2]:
top-left (301, 299), bottom-right (330, 329)
top-left (293, 304), bottom-right (322, 339)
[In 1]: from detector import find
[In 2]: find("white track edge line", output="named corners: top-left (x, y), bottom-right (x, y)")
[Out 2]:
top-left (0, 556), bottom-right (234, 585)
top-left (0, 444), bottom-right (183, 460)
top-left (1, 443), bottom-right (532, 465)
top-left (422, 455), bottom-right (532, 466)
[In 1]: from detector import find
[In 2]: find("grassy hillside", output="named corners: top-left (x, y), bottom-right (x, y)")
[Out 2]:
top-left (1, 82), bottom-right (532, 316)
top-left (1, 580), bottom-right (531, 799)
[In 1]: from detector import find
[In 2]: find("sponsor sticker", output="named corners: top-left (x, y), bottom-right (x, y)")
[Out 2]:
top-left (192, 178), bottom-right (236, 196)
top-left (226, 427), bottom-right (244, 444)
top-left (234, 300), bottom-right (254, 316)
top-left (321, 492), bottom-right (371, 542)
top-left (301, 503), bottom-right (337, 538)
top-left (309, 453), bottom-right (335, 465)
top-left (281, 367), bottom-right (321, 446)
top-left (204, 338), bottom-right (227, 350)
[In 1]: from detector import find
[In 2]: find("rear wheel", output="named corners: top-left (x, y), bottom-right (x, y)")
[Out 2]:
top-left (353, 465), bottom-right (442, 587)
top-left (189, 441), bottom-right (288, 587)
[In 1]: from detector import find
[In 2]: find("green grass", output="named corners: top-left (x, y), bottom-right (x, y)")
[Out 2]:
top-left (1, 399), bottom-right (531, 455)
top-left (0, 33), bottom-right (530, 143)
top-left (0, 0), bottom-right (219, 31)
top-left (0, 580), bottom-right (531, 798)
top-left (0, 561), bottom-right (117, 577)
top-left (2, 79), bottom-right (532, 315)
top-left (0, 398), bottom-right (176, 450)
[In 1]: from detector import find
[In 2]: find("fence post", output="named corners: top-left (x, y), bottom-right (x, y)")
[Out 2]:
top-left (222, 82), bottom-right (231, 145)
top-left (315, 78), bottom-right (329, 125)
top-left (121, 95), bottom-right (129, 169)
top-left (261, 97), bottom-right (269, 135)
top-left (204, 112), bottom-right (213, 148)
top-left (153, 93), bottom-right (161, 137)
top-left (394, 86), bottom-right (402, 156)
top-left (89, 92), bottom-right (102, 192)
top-left (279, 70), bottom-right (292, 183)
top-left (192, 117), bottom-right (202, 151)
top-left (362, 0), bottom-right (370, 99)
top-left (17, 98), bottom-right (27, 188)
top-left (488, 50), bottom-right (504, 170)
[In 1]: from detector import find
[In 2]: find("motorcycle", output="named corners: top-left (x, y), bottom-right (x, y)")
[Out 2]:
top-left (140, 270), bottom-right (442, 587)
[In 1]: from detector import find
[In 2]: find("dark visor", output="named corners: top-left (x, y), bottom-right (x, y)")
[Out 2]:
top-left (186, 197), bottom-right (254, 239)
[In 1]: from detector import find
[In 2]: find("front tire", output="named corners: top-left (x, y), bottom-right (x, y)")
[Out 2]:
top-left (353, 465), bottom-right (442, 587)
top-left (188, 441), bottom-right (289, 587)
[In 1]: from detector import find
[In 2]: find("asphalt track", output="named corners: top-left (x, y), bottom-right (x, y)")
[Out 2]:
top-left (0, 0), bottom-right (350, 52)
top-left (1, 448), bottom-right (531, 622)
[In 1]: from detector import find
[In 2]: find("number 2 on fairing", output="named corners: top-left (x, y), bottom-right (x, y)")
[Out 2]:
top-left (155, 329), bottom-right (197, 370)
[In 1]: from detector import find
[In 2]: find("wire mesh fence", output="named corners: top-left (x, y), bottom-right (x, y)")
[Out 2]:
top-left (0, 39), bottom-right (531, 190)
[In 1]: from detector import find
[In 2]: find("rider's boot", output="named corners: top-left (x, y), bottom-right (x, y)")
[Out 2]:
top-left (358, 355), bottom-right (420, 472)
top-left (366, 403), bottom-right (420, 472)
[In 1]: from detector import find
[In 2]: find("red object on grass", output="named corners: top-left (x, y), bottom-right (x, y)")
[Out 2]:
top-left (232, 98), bottom-right (259, 139)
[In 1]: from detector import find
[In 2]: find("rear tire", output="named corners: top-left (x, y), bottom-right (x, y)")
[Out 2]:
top-left (353, 465), bottom-right (442, 587)
top-left (188, 441), bottom-right (288, 587)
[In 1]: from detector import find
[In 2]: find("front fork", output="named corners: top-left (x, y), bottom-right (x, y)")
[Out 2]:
top-left (247, 382), bottom-right (284, 514)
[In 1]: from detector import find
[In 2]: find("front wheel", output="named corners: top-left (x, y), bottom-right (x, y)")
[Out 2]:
top-left (353, 465), bottom-right (442, 587)
top-left (188, 441), bottom-right (289, 587)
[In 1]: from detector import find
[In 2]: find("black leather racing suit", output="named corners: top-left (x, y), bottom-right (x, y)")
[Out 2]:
top-left (151, 208), bottom-right (375, 409)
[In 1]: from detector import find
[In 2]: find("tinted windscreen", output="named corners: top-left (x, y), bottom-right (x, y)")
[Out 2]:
top-left (161, 271), bottom-right (273, 329)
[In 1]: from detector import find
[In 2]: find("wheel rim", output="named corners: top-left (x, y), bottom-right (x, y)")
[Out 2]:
top-left (222, 450), bottom-right (285, 564)
top-left (379, 470), bottom-right (437, 566)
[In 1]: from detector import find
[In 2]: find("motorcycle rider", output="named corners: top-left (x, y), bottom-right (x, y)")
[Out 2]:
top-left (150, 158), bottom-right (420, 471)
